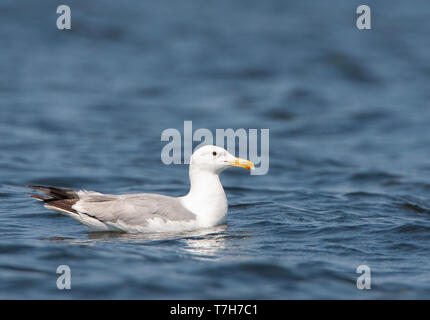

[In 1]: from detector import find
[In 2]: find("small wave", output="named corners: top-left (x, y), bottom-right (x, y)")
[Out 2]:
top-left (400, 202), bottom-right (430, 215)
top-left (230, 201), bottom-right (273, 209)
top-left (389, 223), bottom-right (430, 234)
top-left (350, 171), bottom-right (400, 182)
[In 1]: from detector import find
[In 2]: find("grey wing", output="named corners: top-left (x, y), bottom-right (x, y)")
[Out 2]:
top-left (73, 192), bottom-right (196, 226)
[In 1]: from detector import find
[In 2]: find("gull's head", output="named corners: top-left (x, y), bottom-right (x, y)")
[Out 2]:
top-left (190, 145), bottom-right (255, 174)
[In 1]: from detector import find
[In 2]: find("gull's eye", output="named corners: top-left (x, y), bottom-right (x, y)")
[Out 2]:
top-left (212, 151), bottom-right (217, 156)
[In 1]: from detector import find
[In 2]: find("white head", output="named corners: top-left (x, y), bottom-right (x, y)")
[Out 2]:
top-left (189, 145), bottom-right (255, 175)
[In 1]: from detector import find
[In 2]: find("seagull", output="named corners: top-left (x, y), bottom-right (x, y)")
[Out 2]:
top-left (28, 145), bottom-right (255, 233)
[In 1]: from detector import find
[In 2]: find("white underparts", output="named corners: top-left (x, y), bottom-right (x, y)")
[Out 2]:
top-left (180, 168), bottom-right (228, 228)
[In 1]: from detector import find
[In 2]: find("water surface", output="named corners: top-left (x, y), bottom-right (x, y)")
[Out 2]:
top-left (1, 0), bottom-right (430, 299)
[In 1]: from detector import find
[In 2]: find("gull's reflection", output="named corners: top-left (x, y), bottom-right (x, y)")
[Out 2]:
top-left (86, 226), bottom-right (231, 260)
top-left (84, 224), bottom-right (228, 242)
top-left (178, 225), bottom-right (229, 260)
top-left (43, 225), bottom-right (251, 261)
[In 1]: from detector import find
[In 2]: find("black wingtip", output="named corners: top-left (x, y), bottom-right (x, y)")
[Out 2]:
top-left (28, 185), bottom-right (49, 191)
top-left (26, 185), bottom-right (78, 199)
top-left (28, 194), bottom-right (51, 201)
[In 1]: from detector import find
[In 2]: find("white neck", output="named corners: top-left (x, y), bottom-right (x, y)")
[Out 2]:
top-left (180, 166), bottom-right (228, 227)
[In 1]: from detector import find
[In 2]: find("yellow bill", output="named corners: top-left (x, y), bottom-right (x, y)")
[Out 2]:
top-left (230, 157), bottom-right (255, 170)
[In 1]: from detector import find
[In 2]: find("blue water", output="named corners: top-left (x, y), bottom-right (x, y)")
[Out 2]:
top-left (1, 0), bottom-right (430, 299)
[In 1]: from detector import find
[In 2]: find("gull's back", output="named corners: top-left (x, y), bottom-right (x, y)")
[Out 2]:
top-left (29, 186), bottom-right (197, 232)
